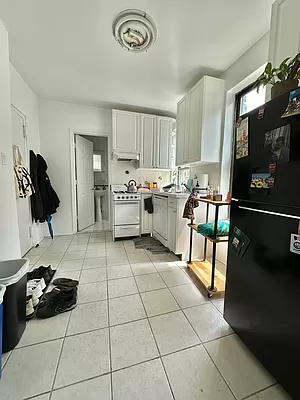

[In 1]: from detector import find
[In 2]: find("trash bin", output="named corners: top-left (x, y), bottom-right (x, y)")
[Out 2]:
top-left (0, 259), bottom-right (30, 353)
top-left (0, 284), bottom-right (6, 376)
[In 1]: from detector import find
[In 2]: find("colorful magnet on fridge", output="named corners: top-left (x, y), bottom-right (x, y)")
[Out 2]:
top-left (257, 106), bottom-right (265, 120)
top-left (267, 177), bottom-right (275, 188)
top-left (236, 118), bottom-right (242, 128)
top-left (269, 162), bottom-right (277, 174)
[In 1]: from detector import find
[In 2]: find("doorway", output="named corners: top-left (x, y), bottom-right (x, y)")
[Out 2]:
top-left (11, 107), bottom-right (32, 256)
top-left (73, 132), bottom-right (110, 233)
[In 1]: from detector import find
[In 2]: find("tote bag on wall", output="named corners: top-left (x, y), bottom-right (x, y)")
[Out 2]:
top-left (13, 145), bottom-right (34, 199)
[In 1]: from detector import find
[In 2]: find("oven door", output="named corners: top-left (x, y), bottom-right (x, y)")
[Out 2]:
top-left (114, 201), bottom-right (140, 226)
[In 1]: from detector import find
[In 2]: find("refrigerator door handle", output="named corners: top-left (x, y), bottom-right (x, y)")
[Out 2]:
top-left (239, 206), bottom-right (300, 220)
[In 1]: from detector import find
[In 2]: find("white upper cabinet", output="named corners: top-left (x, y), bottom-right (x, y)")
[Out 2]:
top-left (139, 114), bottom-right (174, 169)
top-left (269, 0), bottom-right (300, 68)
top-left (176, 75), bottom-right (225, 166)
top-left (155, 117), bottom-right (172, 169)
top-left (112, 110), bottom-right (139, 153)
top-left (176, 96), bottom-right (188, 166)
top-left (140, 114), bottom-right (156, 168)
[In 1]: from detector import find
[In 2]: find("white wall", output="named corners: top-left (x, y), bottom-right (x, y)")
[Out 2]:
top-left (0, 20), bottom-right (21, 260)
top-left (39, 99), bottom-right (111, 235)
top-left (10, 64), bottom-right (44, 246)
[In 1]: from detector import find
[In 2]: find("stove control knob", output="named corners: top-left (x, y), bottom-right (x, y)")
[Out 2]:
top-left (135, 196), bottom-right (138, 199)
top-left (122, 196), bottom-right (125, 199)
top-left (130, 196), bottom-right (133, 198)
top-left (117, 196), bottom-right (120, 199)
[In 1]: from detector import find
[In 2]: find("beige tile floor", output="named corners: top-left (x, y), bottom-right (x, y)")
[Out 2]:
top-left (0, 232), bottom-right (291, 400)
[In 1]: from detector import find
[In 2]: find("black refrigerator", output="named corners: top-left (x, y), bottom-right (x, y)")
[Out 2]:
top-left (224, 91), bottom-right (300, 399)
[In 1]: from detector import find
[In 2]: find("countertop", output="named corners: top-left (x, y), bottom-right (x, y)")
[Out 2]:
top-left (139, 191), bottom-right (189, 199)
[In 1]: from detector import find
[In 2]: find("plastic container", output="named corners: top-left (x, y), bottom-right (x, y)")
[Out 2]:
top-left (0, 259), bottom-right (30, 353)
top-left (0, 284), bottom-right (6, 376)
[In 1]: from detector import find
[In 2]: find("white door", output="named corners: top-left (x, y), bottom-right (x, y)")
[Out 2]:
top-left (167, 207), bottom-right (177, 252)
top-left (76, 135), bottom-right (95, 231)
top-left (112, 110), bottom-right (139, 153)
top-left (187, 81), bottom-right (203, 163)
top-left (11, 108), bottom-right (32, 256)
top-left (176, 96), bottom-right (188, 166)
top-left (140, 114), bottom-right (156, 168)
top-left (156, 117), bottom-right (171, 169)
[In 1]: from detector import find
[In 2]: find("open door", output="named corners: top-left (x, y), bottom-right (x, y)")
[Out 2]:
top-left (75, 135), bottom-right (95, 231)
top-left (11, 108), bottom-right (32, 256)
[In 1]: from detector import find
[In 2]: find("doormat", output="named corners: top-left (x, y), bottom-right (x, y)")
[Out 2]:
top-left (133, 237), bottom-right (171, 254)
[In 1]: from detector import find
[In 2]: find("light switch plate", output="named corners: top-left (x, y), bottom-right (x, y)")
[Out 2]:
top-left (1, 152), bottom-right (6, 165)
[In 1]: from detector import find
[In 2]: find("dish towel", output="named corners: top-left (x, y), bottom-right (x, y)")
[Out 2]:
top-left (144, 197), bottom-right (153, 214)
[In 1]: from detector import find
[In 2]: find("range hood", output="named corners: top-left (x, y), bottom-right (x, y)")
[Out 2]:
top-left (113, 151), bottom-right (140, 161)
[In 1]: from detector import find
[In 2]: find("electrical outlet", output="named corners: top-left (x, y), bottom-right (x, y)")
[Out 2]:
top-left (1, 152), bottom-right (6, 165)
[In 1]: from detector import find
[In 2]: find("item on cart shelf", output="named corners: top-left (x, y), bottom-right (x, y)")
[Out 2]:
top-left (52, 278), bottom-right (79, 289)
top-left (36, 287), bottom-right (78, 318)
top-left (27, 265), bottom-right (55, 284)
top-left (26, 297), bottom-right (35, 318)
top-left (182, 192), bottom-right (200, 220)
top-left (197, 220), bottom-right (230, 237)
top-left (213, 194), bottom-right (223, 201)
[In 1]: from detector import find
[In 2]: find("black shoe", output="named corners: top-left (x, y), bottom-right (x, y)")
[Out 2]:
top-left (28, 266), bottom-right (54, 284)
top-left (36, 287), bottom-right (77, 318)
top-left (52, 278), bottom-right (79, 289)
top-left (38, 287), bottom-right (62, 308)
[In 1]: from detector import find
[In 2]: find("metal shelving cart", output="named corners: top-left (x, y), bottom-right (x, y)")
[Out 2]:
top-left (187, 198), bottom-right (230, 298)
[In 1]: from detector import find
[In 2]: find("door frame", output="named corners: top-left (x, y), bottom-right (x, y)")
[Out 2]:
top-left (70, 130), bottom-right (111, 234)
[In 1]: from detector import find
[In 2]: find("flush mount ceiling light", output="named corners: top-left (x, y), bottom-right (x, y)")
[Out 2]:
top-left (112, 9), bottom-right (157, 52)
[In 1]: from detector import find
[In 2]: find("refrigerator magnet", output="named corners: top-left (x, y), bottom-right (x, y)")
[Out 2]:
top-left (269, 162), bottom-right (276, 174)
top-left (267, 177), bottom-right (275, 188)
top-left (290, 234), bottom-right (300, 255)
top-left (236, 117), bottom-right (249, 159)
top-left (257, 106), bottom-right (265, 120)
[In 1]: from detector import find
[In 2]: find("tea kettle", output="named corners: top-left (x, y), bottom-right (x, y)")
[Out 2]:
top-left (124, 179), bottom-right (137, 193)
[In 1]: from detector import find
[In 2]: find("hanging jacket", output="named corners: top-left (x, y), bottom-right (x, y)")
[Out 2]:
top-left (182, 192), bottom-right (199, 220)
top-left (37, 154), bottom-right (60, 222)
top-left (30, 150), bottom-right (43, 221)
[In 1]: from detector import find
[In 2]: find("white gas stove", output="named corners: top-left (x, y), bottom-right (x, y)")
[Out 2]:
top-left (111, 185), bottom-right (141, 240)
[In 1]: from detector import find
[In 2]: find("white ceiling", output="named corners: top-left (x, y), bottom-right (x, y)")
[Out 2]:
top-left (0, 0), bottom-right (274, 114)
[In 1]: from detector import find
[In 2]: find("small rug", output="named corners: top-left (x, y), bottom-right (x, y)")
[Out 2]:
top-left (133, 236), bottom-right (171, 254)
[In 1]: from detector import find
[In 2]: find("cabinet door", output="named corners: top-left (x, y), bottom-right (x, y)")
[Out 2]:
top-left (153, 202), bottom-right (161, 235)
top-left (186, 81), bottom-right (203, 163)
top-left (141, 195), bottom-right (153, 234)
top-left (167, 207), bottom-right (177, 252)
top-left (176, 96), bottom-right (188, 166)
top-left (112, 110), bottom-right (139, 153)
top-left (160, 205), bottom-right (168, 240)
top-left (156, 117), bottom-right (171, 169)
top-left (140, 114), bottom-right (156, 168)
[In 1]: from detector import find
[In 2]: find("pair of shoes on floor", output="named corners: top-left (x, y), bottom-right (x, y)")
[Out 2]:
top-left (36, 278), bottom-right (79, 319)
top-left (26, 277), bottom-right (46, 317)
top-left (27, 265), bottom-right (54, 285)
top-left (26, 296), bottom-right (35, 318)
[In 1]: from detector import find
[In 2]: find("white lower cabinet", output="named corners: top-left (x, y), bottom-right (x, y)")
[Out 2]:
top-left (141, 194), bottom-right (153, 234)
top-left (167, 206), bottom-right (177, 252)
top-left (153, 195), bottom-right (168, 246)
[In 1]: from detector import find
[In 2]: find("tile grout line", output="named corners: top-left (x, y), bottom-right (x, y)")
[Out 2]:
top-left (106, 233), bottom-right (119, 400)
top-left (240, 383), bottom-right (278, 400)
top-left (130, 264), bottom-right (176, 400)
top-left (48, 234), bottom-right (85, 400)
top-left (202, 342), bottom-right (239, 400)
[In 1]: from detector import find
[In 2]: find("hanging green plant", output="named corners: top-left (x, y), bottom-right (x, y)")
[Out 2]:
top-left (253, 53), bottom-right (300, 99)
